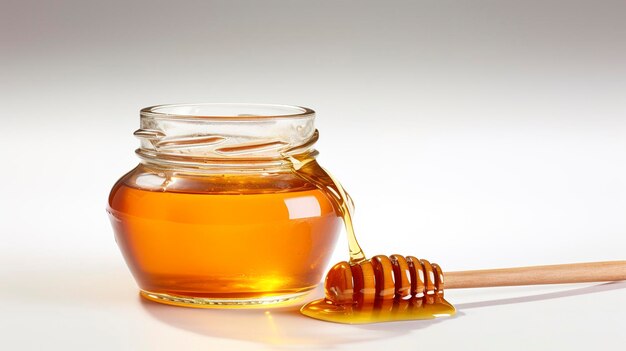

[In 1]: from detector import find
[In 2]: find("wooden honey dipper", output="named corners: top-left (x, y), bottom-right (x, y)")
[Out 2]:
top-left (301, 256), bottom-right (626, 324)
top-left (325, 255), bottom-right (626, 305)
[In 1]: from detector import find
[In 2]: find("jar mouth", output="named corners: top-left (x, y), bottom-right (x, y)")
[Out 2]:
top-left (141, 103), bottom-right (314, 121)
top-left (136, 102), bottom-right (319, 171)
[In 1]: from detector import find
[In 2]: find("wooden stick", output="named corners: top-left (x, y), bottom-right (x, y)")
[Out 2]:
top-left (445, 261), bottom-right (626, 289)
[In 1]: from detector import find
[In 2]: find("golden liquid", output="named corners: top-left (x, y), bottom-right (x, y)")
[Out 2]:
top-left (108, 164), bottom-right (342, 304)
top-left (294, 158), bottom-right (457, 324)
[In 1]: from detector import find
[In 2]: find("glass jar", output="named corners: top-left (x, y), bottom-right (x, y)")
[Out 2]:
top-left (107, 103), bottom-right (343, 307)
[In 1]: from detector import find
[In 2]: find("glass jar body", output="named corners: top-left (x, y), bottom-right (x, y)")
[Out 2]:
top-left (108, 160), bottom-right (342, 307)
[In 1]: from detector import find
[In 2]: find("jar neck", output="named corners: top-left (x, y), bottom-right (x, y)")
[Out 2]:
top-left (134, 103), bottom-right (319, 173)
top-left (136, 148), bottom-right (319, 174)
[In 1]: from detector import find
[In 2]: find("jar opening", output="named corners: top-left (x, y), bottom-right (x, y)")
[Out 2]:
top-left (142, 103), bottom-right (314, 120)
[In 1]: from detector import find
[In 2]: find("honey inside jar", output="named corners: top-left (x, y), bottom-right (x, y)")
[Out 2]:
top-left (109, 165), bottom-right (341, 305)
top-left (107, 103), bottom-right (343, 307)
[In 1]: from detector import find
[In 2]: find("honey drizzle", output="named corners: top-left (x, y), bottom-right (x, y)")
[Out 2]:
top-left (289, 155), bottom-right (456, 324)
top-left (288, 156), bottom-right (366, 263)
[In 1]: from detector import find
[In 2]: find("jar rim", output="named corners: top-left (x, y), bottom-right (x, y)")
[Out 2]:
top-left (141, 103), bottom-right (315, 121)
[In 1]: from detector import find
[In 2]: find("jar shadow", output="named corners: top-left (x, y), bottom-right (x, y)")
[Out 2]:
top-left (454, 281), bottom-right (626, 310)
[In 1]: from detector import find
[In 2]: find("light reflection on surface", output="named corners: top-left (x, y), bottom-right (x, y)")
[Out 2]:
top-left (139, 285), bottom-right (444, 346)
top-left (284, 195), bottom-right (322, 220)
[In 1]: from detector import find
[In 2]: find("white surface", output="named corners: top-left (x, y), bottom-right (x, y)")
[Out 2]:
top-left (2, 1), bottom-right (626, 350)
top-left (1, 257), bottom-right (625, 350)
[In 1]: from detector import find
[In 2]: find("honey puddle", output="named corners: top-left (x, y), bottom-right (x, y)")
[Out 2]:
top-left (290, 156), bottom-right (456, 324)
top-left (302, 297), bottom-right (455, 324)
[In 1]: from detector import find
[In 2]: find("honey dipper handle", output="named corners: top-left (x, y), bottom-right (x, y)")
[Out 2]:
top-left (445, 261), bottom-right (626, 289)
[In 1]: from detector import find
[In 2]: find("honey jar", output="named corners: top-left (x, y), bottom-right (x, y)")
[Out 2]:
top-left (107, 103), bottom-right (343, 307)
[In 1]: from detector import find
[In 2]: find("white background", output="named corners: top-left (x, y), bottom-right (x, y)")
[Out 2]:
top-left (1, 1), bottom-right (625, 349)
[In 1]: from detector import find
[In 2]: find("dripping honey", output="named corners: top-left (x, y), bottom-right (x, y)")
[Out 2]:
top-left (293, 158), bottom-right (457, 324)
top-left (108, 163), bottom-right (342, 305)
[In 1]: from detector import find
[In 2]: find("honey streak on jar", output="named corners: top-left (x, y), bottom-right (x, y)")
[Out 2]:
top-left (108, 163), bottom-right (342, 306)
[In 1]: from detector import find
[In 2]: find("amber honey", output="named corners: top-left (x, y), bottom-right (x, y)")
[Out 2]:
top-left (108, 164), bottom-right (342, 305)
